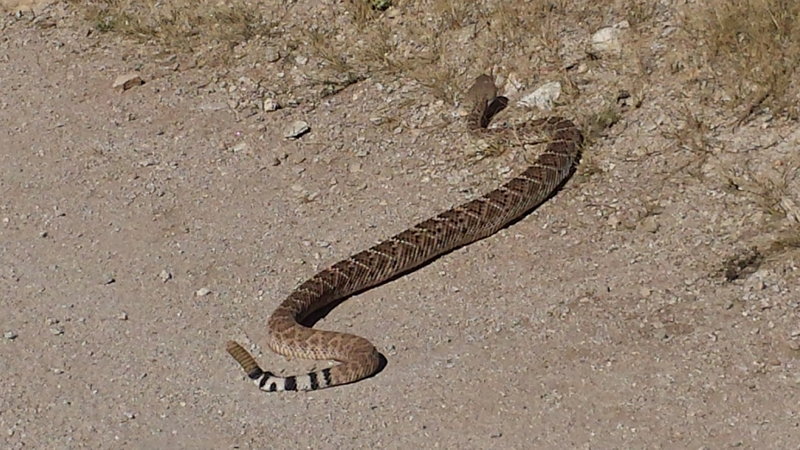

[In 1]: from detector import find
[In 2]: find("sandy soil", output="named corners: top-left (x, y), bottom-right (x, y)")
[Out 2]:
top-left (2, 2), bottom-right (799, 448)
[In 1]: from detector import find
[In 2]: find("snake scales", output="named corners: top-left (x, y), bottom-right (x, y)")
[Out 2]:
top-left (227, 74), bottom-right (582, 391)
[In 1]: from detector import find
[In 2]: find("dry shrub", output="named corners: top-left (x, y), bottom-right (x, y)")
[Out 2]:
top-left (684, 0), bottom-right (800, 118)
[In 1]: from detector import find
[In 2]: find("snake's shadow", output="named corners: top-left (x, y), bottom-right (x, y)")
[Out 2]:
top-left (298, 95), bottom-right (580, 382)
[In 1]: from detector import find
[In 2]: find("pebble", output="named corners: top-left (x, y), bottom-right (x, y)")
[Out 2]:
top-left (284, 120), bottom-right (310, 139)
top-left (640, 215), bottom-right (659, 233)
top-left (195, 288), bottom-right (212, 297)
top-left (519, 81), bottom-right (561, 110)
top-left (159, 269), bottom-right (172, 282)
top-left (112, 72), bottom-right (144, 91)
top-left (117, 312), bottom-right (128, 321)
top-left (590, 26), bottom-right (622, 56)
top-left (263, 98), bottom-right (280, 112)
top-left (502, 72), bottom-right (523, 98)
top-left (265, 46), bottom-right (281, 63)
top-left (4, 331), bottom-right (17, 340)
top-left (50, 327), bottom-right (64, 336)
top-left (744, 277), bottom-right (766, 291)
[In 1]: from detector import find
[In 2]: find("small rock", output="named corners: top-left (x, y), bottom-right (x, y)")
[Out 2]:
top-left (103, 275), bottom-right (116, 285)
top-left (744, 277), bottom-right (767, 291)
top-left (502, 72), bottom-right (524, 98)
top-left (295, 55), bottom-right (308, 65)
top-left (590, 27), bottom-right (622, 56)
top-left (265, 47), bottom-right (281, 63)
top-left (4, 331), bottom-right (17, 340)
top-left (519, 81), bottom-right (561, 110)
top-left (195, 287), bottom-right (212, 297)
top-left (263, 98), bottom-right (280, 112)
top-left (640, 216), bottom-right (660, 233)
top-left (117, 312), bottom-right (128, 321)
top-left (385, 7), bottom-right (401, 19)
top-left (50, 327), bottom-right (64, 336)
top-left (284, 120), bottom-right (310, 139)
top-left (159, 270), bottom-right (172, 282)
top-left (113, 72), bottom-right (144, 91)
top-left (231, 142), bottom-right (248, 153)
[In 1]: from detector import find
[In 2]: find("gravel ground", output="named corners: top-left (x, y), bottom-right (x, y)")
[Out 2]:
top-left (1, 2), bottom-right (799, 448)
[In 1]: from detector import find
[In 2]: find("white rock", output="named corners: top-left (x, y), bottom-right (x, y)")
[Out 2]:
top-left (263, 98), bottom-right (280, 112)
top-left (112, 72), bottom-right (144, 91)
top-left (502, 72), bottom-right (524, 98)
top-left (284, 120), bottom-right (310, 139)
top-left (591, 27), bottom-right (622, 56)
top-left (195, 287), bottom-right (212, 297)
top-left (519, 81), bottom-right (562, 110)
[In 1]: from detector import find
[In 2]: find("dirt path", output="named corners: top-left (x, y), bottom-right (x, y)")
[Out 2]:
top-left (2, 2), bottom-right (799, 448)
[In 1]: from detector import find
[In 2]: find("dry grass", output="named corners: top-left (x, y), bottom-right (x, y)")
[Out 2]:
top-left (724, 163), bottom-right (799, 221)
top-left (660, 107), bottom-right (718, 181)
top-left (684, 0), bottom-right (800, 120)
top-left (65, 0), bottom-right (649, 103)
top-left (67, 0), bottom-right (275, 52)
top-left (304, 0), bottom-right (635, 103)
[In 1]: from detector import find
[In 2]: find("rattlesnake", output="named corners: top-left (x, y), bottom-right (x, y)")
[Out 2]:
top-left (226, 74), bottom-right (582, 392)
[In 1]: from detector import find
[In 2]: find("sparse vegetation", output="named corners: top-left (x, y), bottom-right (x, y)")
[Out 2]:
top-left (723, 157), bottom-right (800, 223)
top-left (683, 0), bottom-right (800, 120)
top-left (67, 0), bottom-right (275, 52)
top-left (661, 107), bottom-right (718, 180)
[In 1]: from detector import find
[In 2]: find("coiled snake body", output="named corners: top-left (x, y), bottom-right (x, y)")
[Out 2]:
top-left (227, 74), bottom-right (582, 392)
